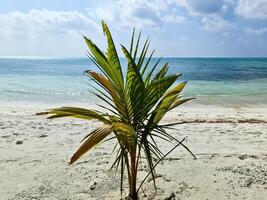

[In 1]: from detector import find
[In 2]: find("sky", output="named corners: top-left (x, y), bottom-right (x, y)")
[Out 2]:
top-left (0, 0), bottom-right (267, 57)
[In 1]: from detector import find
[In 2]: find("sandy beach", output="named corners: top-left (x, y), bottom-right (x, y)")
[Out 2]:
top-left (1, 102), bottom-right (266, 200)
top-left (1, 0), bottom-right (267, 198)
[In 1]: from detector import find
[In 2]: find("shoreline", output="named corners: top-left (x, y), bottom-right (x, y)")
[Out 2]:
top-left (1, 96), bottom-right (267, 108)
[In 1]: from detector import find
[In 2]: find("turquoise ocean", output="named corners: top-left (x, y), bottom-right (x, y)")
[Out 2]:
top-left (0, 57), bottom-right (266, 107)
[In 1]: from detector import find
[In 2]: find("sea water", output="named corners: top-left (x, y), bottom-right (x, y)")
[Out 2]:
top-left (0, 57), bottom-right (266, 107)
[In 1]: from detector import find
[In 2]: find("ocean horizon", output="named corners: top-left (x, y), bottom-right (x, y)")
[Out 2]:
top-left (1, 57), bottom-right (267, 107)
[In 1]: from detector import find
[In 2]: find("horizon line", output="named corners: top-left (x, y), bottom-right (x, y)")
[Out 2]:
top-left (1, 56), bottom-right (267, 59)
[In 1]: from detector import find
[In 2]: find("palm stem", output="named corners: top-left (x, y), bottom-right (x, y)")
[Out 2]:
top-left (129, 148), bottom-right (138, 199)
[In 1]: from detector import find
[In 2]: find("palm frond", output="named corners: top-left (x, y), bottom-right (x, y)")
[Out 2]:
top-left (70, 124), bottom-right (114, 164)
top-left (38, 107), bottom-right (110, 123)
top-left (101, 20), bottom-right (124, 88)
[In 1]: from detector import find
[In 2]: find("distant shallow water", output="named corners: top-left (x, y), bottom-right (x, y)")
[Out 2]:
top-left (0, 57), bottom-right (266, 107)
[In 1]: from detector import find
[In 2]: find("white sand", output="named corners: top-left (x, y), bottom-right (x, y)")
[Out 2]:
top-left (0, 102), bottom-right (266, 200)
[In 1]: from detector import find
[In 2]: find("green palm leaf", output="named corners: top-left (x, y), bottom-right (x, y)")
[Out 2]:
top-left (151, 82), bottom-right (187, 124)
top-left (122, 45), bottom-right (145, 124)
top-left (101, 20), bottom-right (124, 88)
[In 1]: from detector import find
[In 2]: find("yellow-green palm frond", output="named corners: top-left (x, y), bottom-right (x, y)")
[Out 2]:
top-left (37, 107), bottom-right (110, 123)
top-left (70, 124), bottom-right (114, 164)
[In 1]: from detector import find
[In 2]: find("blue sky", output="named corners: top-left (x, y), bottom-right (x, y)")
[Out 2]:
top-left (0, 0), bottom-right (267, 57)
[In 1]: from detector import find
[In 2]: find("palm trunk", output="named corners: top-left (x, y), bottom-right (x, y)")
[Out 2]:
top-left (128, 151), bottom-right (138, 200)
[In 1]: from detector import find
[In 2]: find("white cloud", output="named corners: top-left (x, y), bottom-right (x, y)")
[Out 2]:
top-left (236, 0), bottom-right (267, 19)
top-left (162, 14), bottom-right (186, 23)
top-left (202, 16), bottom-right (231, 32)
top-left (222, 5), bottom-right (229, 12)
top-left (183, 0), bottom-right (225, 15)
top-left (0, 9), bottom-right (101, 56)
top-left (246, 27), bottom-right (267, 34)
top-left (0, 9), bottom-right (99, 38)
top-left (95, 0), bottom-right (186, 28)
top-left (177, 0), bottom-right (233, 32)
top-left (94, 0), bottom-right (234, 32)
